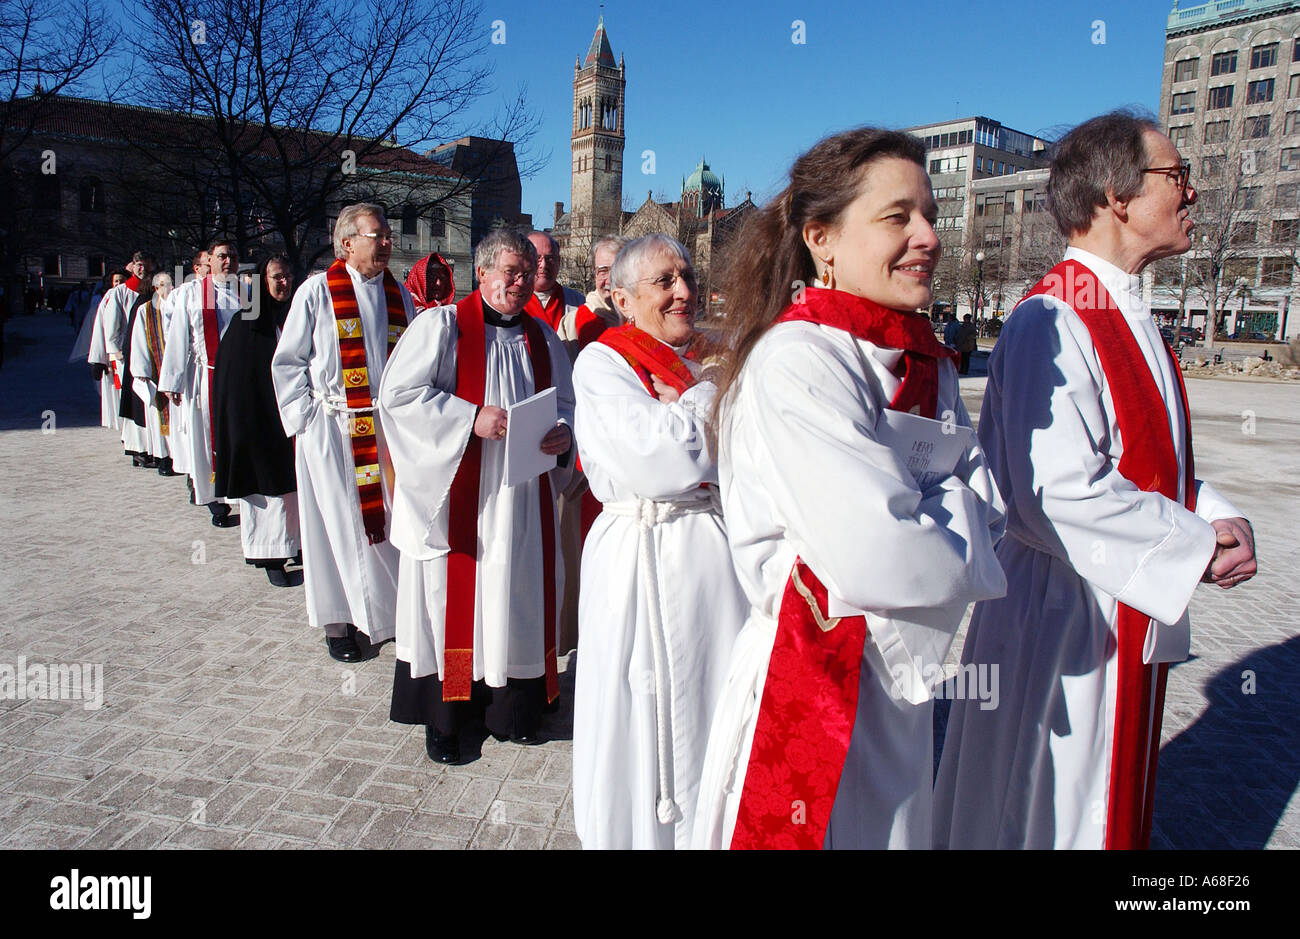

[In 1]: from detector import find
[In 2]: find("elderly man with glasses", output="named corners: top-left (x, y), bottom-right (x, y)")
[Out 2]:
top-left (272, 203), bottom-right (418, 664)
top-left (378, 226), bottom-right (575, 766)
top-left (934, 112), bottom-right (1257, 850)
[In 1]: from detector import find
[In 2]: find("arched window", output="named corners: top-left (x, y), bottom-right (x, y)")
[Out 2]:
top-left (430, 207), bottom-right (446, 237)
top-left (401, 204), bottom-right (418, 234)
top-left (79, 177), bottom-right (104, 213)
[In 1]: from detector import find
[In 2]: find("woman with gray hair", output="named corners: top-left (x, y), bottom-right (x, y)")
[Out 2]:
top-left (570, 234), bottom-right (746, 848)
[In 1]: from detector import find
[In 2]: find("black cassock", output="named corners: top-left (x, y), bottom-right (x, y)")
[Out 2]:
top-left (212, 290), bottom-right (296, 500)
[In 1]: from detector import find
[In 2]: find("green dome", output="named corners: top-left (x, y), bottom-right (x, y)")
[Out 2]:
top-left (683, 158), bottom-right (722, 195)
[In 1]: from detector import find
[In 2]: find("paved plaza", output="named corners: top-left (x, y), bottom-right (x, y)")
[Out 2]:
top-left (0, 314), bottom-right (1296, 850)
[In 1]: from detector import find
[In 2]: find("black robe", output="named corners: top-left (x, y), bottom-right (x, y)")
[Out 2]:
top-left (212, 290), bottom-right (296, 499)
top-left (117, 287), bottom-right (153, 429)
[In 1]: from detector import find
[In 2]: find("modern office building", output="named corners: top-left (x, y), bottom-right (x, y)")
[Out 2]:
top-left (1160, 0), bottom-right (1300, 340)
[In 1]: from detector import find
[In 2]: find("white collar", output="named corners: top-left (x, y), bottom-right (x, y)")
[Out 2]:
top-left (1063, 246), bottom-right (1148, 320)
top-left (345, 262), bottom-right (386, 285)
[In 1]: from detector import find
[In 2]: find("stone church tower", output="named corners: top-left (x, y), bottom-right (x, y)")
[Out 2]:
top-left (566, 17), bottom-right (624, 271)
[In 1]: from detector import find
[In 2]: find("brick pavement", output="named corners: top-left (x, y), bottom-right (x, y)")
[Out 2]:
top-left (1, 315), bottom-right (1296, 849)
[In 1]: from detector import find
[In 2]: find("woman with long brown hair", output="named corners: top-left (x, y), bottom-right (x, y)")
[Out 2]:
top-left (692, 128), bottom-right (1007, 850)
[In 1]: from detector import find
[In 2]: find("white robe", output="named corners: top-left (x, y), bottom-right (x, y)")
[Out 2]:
top-left (159, 277), bottom-right (242, 504)
top-left (100, 284), bottom-right (147, 454)
top-left (129, 298), bottom-right (171, 461)
top-left (238, 493), bottom-right (301, 560)
top-left (158, 279), bottom-right (201, 479)
top-left (932, 247), bottom-right (1242, 849)
top-left (570, 341), bottom-right (745, 850)
top-left (692, 320), bottom-right (1007, 850)
top-left (377, 303), bottom-right (574, 685)
top-left (272, 265), bottom-right (415, 640)
top-left (86, 287), bottom-right (128, 431)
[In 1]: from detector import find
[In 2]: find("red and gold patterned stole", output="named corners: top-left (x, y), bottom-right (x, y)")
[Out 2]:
top-left (1024, 259), bottom-right (1196, 850)
top-left (731, 288), bottom-right (959, 851)
top-left (596, 324), bottom-right (698, 397)
top-left (144, 296), bottom-right (169, 435)
top-left (326, 259), bottom-right (408, 545)
top-left (443, 291), bottom-right (560, 705)
top-left (524, 288), bottom-right (567, 331)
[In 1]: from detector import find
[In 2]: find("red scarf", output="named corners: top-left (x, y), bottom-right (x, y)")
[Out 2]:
top-left (572, 304), bottom-right (614, 349)
top-left (404, 252), bottom-right (455, 308)
top-left (1024, 259), bottom-right (1196, 850)
top-left (731, 288), bottom-right (959, 850)
top-left (596, 325), bottom-right (697, 396)
top-left (524, 287), bottom-right (567, 331)
top-left (326, 260), bottom-right (409, 545)
top-left (443, 292), bottom-right (560, 705)
top-left (123, 275), bottom-right (141, 292)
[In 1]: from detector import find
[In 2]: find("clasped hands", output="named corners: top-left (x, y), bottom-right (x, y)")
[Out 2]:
top-left (473, 405), bottom-right (571, 455)
top-left (1203, 517), bottom-right (1257, 589)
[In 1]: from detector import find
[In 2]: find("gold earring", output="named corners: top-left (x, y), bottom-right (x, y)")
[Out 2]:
top-left (821, 257), bottom-right (835, 290)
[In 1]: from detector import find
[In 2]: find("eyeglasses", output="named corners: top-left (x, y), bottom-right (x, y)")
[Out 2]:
top-left (594, 265), bottom-right (612, 276)
top-left (496, 268), bottom-right (535, 284)
top-left (353, 231), bottom-right (394, 244)
top-left (1143, 163), bottom-right (1192, 196)
top-left (639, 270), bottom-right (697, 292)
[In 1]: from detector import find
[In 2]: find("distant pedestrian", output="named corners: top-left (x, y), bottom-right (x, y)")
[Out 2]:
top-left (956, 314), bottom-right (977, 374)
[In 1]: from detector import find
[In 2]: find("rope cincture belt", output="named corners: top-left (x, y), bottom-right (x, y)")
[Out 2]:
top-left (602, 490), bottom-right (722, 825)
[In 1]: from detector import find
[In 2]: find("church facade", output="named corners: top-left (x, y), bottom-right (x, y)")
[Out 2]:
top-left (552, 20), bottom-right (755, 311)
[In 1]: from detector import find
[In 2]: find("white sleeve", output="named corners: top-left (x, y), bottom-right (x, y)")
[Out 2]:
top-left (271, 281), bottom-right (322, 437)
top-left (981, 298), bottom-right (1218, 625)
top-left (574, 343), bottom-right (717, 498)
top-left (158, 291), bottom-right (192, 394)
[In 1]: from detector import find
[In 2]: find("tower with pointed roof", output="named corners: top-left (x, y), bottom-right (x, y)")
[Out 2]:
top-left (569, 16), bottom-right (625, 258)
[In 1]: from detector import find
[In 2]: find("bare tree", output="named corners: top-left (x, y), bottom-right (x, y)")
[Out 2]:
top-left (113, 0), bottom-right (536, 277)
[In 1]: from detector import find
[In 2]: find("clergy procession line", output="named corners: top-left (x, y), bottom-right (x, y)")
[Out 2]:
top-left (76, 113), bottom-right (1258, 851)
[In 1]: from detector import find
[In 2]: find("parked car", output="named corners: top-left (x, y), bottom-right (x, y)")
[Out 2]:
top-left (1179, 326), bottom-right (1203, 343)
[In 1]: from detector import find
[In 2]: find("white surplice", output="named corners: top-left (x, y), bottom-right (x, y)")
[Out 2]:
top-left (271, 265), bottom-right (415, 641)
top-left (932, 248), bottom-right (1241, 850)
top-left (158, 277), bottom-right (242, 505)
top-left (129, 297), bottom-right (170, 461)
top-left (376, 303), bottom-right (574, 685)
top-left (570, 341), bottom-right (745, 850)
top-left (692, 319), bottom-right (1008, 850)
top-left (158, 279), bottom-right (202, 479)
top-left (87, 286), bottom-right (132, 431)
top-left (99, 283), bottom-right (147, 454)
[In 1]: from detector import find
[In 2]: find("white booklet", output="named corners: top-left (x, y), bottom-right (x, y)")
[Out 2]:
top-left (827, 409), bottom-right (974, 621)
top-left (873, 408), bottom-right (974, 492)
top-left (503, 386), bottom-right (558, 487)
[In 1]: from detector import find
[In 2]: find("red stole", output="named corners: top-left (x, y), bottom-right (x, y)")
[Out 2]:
top-left (573, 304), bottom-right (613, 349)
top-left (111, 278), bottom-right (141, 390)
top-left (731, 288), bottom-right (958, 850)
top-left (595, 325), bottom-right (698, 396)
top-left (524, 288), bottom-right (567, 331)
top-left (443, 291), bottom-right (560, 704)
top-left (1024, 259), bottom-right (1196, 850)
top-left (325, 259), bottom-right (409, 545)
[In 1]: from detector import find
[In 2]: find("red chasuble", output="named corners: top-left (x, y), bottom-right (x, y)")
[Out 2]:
top-left (730, 288), bottom-right (958, 851)
top-left (1023, 259), bottom-right (1196, 851)
top-left (523, 288), bottom-right (568, 331)
top-left (325, 260), bottom-right (409, 545)
top-left (442, 291), bottom-right (561, 704)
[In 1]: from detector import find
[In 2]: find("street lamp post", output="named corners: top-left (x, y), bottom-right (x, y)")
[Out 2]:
top-left (974, 250), bottom-right (986, 327)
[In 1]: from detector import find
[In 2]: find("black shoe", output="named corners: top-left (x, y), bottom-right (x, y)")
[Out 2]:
top-left (326, 634), bottom-right (362, 663)
top-left (349, 624), bottom-right (385, 661)
top-left (156, 459), bottom-right (179, 477)
top-left (425, 726), bottom-right (465, 764)
top-left (265, 565), bottom-right (290, 587)
top-left (211, 513), bottom-right (240, 528)
top-left (510, 730), bottom-right (544, 746)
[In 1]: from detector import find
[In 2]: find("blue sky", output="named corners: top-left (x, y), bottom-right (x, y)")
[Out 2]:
top-left (468, 0), bottom-right (1173, 226)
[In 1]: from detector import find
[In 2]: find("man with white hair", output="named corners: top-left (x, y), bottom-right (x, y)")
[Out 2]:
top-left (524, 231), bottom-right (584, 339)
top-left (272, 204), bottom-right (416, 663)
top-left (379, 226), bottom-right (574, 765)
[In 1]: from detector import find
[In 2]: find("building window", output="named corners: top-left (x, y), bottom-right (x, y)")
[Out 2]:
top-left (1225, 258), bottom-right (1257, 284)
top-left (1208, 85), bottom-right (1234, 109)
top-left (1175, 58), bottom-right (1199, 82)
top-left (1171, 91), bottom-right (1196, 114)
top-left (1295, 38), bottom-right (1300, 61)
top-left (1278, 182), bottom-right (1300, 206)
top-left (1286, 111), bottom-right (1300, 135)
top-left (1251, 43), bottom-right (1278, 69)
top-left (430, 206), bottom-right (445, 237)
top-left (1200, 119), bottom-right (1226, 142)
top-left (1282, 148), bottom-right (1300, 171)
top-left (1244, 115), bottom-right (1271, 139)
top-left (1202, 155), bottom-right (1225, 179)
top-left (1262, 256), bottom-right (1292, 285)
top-left (1242, 186), bottom-right (1262, 209)
top-left (1231, 221), bottom-right (1257, 245)
top-left (42, 254), bottom-right (61, 276)
top-left (1247, 79), bottom-right (1275, 104)
top-left (1211, 50), bottom-right (1238, 75)
top-left (1171, 125), bottom-right (1191, 148)
top-left (1199, 189), bottom-right (1223, 213)
top-left (88, 255), bottom-right (105, 277)
top-left (78, 177), bottom-right (104, 213)
top-left (1273, 218), bottom-right (1299, 242)
top-left (605, 154), bottom-right (611, 172)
